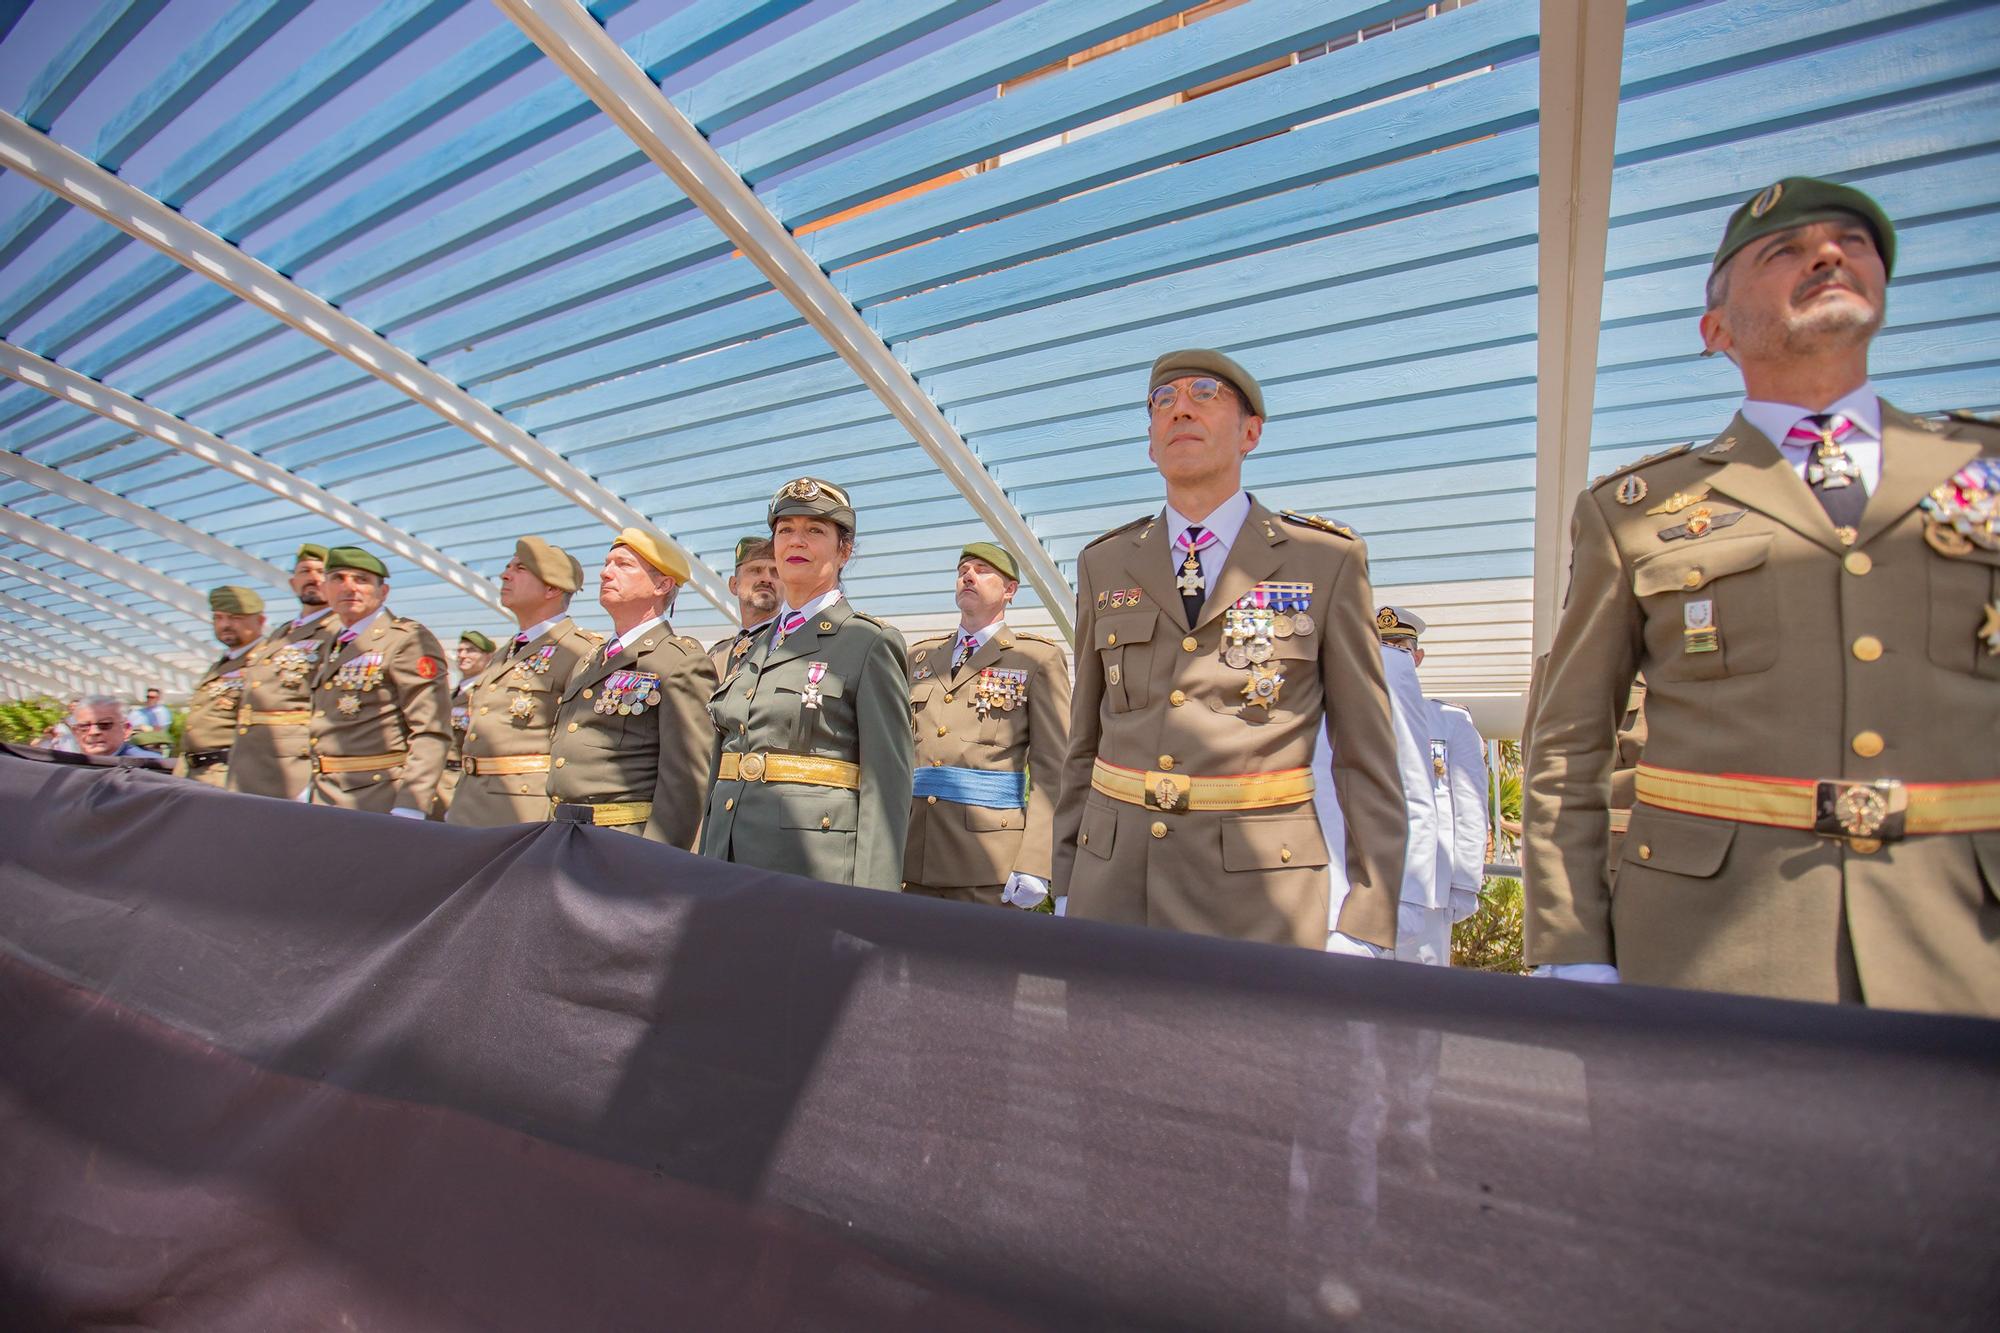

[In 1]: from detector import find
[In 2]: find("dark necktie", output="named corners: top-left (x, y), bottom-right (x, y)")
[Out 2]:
top-left (507, 632), bottom-right (529, 659)
top-left (1786, 413), bottom-right (1868, 533)
top-left (1175, 524), bottom-right (1215, 626)
top-left (952, 632), bottom-right (979, 672)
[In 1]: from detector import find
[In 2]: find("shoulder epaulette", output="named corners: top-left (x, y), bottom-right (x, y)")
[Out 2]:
top-left (1279, 510), bottom-right (1357, 539)
top-left (849, 609), bottom-right (897, 633)
top-left (1946, 409), bottom-right (1996, 425)
top-left (1589, 442), bottom-right (1695, 489)
top-left (911, 633), bottom-right (951, 650)
top-left (1007, 630), bottom-right (1065, 649)
top-left (1082, 513), bottom-right (1154, 551)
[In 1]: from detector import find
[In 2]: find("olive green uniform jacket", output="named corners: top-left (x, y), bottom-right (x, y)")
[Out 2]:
top-left (1051, 501), bottom-right (1407, 949)
top-left (1524, 406), bottom-right (2000, 1015)
top-left (447, 617), bottom-right (599, 828)
top-left (432, 680), bottom-right (474, 816)
top-left (305, 613), bottom-right (453, 816)
top-left (226, 609), bottom-right (342, 799)
top-left (175, 647), bottom-right (252, 787)
top-left (701, 598), bottom-right (913, 891)
top-left (707, 620), bottom-right (772, 681)
top-left (905, 626), bottom-right (1072, 900)
top-left (546, 622), bottom-right (717, 848)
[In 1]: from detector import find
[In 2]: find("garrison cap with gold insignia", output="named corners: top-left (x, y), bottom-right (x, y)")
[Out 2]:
top-left (513, 535), bottom-right (583, 593)
top-left (324, 546), bottom-right (388, 577)
top-left (1149, 347), bottom-right (1267, 418)
top-left (768, 476), bottom-right (857, 532)
top-left (611, 527), bottom-right (691, 582)
top-left (733, 535), bottom-right (773, 568)
top-left (459, 630), bottom-right (497, 653)
top-left (959, 541), bottom-right (1020, 582)
top-left (1376, 606), bottom-right (1426, 642)
top-left (295, 542), bottom-right (328, 564)
top-left (1712, 176), bottom-right (1897, 278)
top-left (208, 585), bottom-right (265, 615)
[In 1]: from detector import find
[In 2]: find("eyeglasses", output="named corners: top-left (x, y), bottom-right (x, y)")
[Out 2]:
top-left (72, 720), bottom-right (122, 732)
top-left (1147, 377), bottom-right (1234, 415)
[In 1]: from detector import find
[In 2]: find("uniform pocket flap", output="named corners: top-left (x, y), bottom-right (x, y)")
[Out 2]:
top-left (778, 792), bottom-right (858, 832)
top-left (1632, 533), bottom-right (1772, 597)
top-left (965, 805), bottom-right (1025, 832)
top-left (1079, 801), bottom-right (1117, 860)
top-left (1220, 813), bottom-right (1328, 872)
top-left (1096, 610), bottom-right (1158, 650)
top-left (1621, 807), bottom-right (1735, 877)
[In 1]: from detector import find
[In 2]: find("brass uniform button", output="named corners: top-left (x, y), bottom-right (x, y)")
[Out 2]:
top-left (554, 757), bottom-right (565, 767)
top-left (820, 816), bottom-right (831, 830)
top-left (1843, 551), bottom-right (1872, 576)
top-left (1683, 571), bottom-right (1702, 589)
top-left (930, 759), bottom-right (942, 766)
top-left (566, 722), bottom-right (578, 732)
top-left (1849, 837), bottom-right (1883, 855)
top-left (1106, 633), bottom-right (1117, 646)
top-left (1182, 636), bottom-right (1198, 652)
top-left (936, 725), bottom-right (948, 736)
top-left (1851, 635), bottom-right (1883, 662)
top-left (926, 795), bottom-right (938, 805)
top-left (581, 688), bottom-right (593, 699)
top-left (1169, 689), bottom-right (1186, 707)
top-left (943, 693), bottom-right (953, 702)
top-left (466, 733), bottom-right (476, 743)
top-left (1280, 848), bottom-right (1292, 863)
top-left (724, 797), bottom-right (734, 811)
top-left (1638, 845), bottom-right (1652, 861)
top-left (1158, 755), bottom-right (1174, 770)
top-left (478, 706), bottom-right (489, 714)
top-left (1150, 821), bottom-right (1167, 839)
top-left (1851, 730), bottom-right (1885, 758)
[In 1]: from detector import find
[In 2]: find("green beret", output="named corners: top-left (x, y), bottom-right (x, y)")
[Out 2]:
top-left (1150, 348), bottom-right (1266, 418)
top-left (959, 541), bottom-right (1020, 582)
top-left (295, 543), bottom-right (328, 565)
top-left (734, 535), bottom-right (773, 568)
top-left (513, 535), bottom-right (582, 593)
top-left (324, 546), bottom-right (388, 578)
top-left (459, 630), bottom-right (496, 653)
top-left (768, 477), bottom-right (857, 533)
top-left (208, 585), bottom-right (264, 615)
top-left (1711, 176), bottom-right (1896, 279)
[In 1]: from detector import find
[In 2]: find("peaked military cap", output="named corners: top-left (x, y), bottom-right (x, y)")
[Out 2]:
top-left (208, 585), bottom-right (264, 615)
top-left (459, 630), bottom-right (497, 653)
top-left (324, 546), bottom-right (388, 578)
top-left (768, 477), bottom-right (857, 533)
top-left (611, 527), bottom-right (691, 583)
top-left (1375, 605), bottom-right (1426, 642)
top-left (513, 535), bottom-right (583, 593)
top-left (959, 541), bottom-right (1020, 582)
top-left (734, 535), bottom-right (773, 568)
top-left (1149, 347), bottom-right (1267, 418)
top-left (1711, 177), bottom-right (1897, 279)
top-left (295, 542), bottom-right (329, 564)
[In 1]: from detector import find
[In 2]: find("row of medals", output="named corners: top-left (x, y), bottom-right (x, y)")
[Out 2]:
top-left (594, 671), bottom-right (663, 716)
top-left (1222, 586), bottom-right (1313, 711)
top-left (332, 657), bottom-right (384, 715)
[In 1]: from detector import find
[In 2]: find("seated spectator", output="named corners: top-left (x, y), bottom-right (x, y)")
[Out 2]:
top-left (71, 697), bottom-right (161, 759)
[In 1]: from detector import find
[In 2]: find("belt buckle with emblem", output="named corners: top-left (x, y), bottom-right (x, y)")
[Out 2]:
top-left (1812, 779), bottom-right (1907, 842)
top-left (738, 751), bottom-right (767, 782)
top-left (1150, 772), bottom-right (1187, 812)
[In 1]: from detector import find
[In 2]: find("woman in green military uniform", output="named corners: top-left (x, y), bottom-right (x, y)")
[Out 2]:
top-left (700, 478), bottom-right (913, 890)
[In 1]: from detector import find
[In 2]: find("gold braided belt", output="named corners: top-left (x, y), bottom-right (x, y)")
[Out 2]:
top-left (718, 751), bottom-right (860, 790)
top-left (550, 800), bottom-right (650, 827)
top-left (1635, 763), bottom-right (2000, 842)
top-left (311, 750), bottom-right (406, 775)
top-left (241, 709), bottom-right (312, 726)
top-left (463, 754), bottom-right (552, 777)
top-left (1090, 758), bottom-right (1314, 813)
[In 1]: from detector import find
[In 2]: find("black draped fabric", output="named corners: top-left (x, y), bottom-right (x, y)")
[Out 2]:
top-left (1, 745), bottom-right (1996, 1330)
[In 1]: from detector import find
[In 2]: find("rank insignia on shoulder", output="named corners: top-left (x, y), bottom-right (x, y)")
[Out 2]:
top-left (1706, 435), bottom-right (1737, 455)
top-left (1616, 475), bottom-right (1648, 506)
top-left (1279, 511), bottom-right (1355, 538)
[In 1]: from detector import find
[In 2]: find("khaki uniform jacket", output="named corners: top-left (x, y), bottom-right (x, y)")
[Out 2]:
top-left (226, 609), bottom-right (343, 799)
top-left (701, 597), bottom-right (913, 891)
top-left (904, 626), bottom-right (1072, 889)
top-left (1051, 501), bottom-right (1408, 949)
top-left (1524, 405), bottom-right (2000, 1015)
top-left (305, 614), bottom-right (452, 816)
top-left (175, 648), bottom-right (251, 787)
top-left (547, 622), bottom-right (717, 848)
top-left (448, 618), bottom-right (599, 829)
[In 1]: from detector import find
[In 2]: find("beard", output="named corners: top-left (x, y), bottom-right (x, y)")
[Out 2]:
top-left (1737, 269), bottom-right (1884, 359)
top-left (297, 586), bottom-right (327, 607)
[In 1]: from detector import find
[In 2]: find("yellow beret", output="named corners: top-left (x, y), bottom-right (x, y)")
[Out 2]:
top-left (612, 527), bottom-right (690, 582)
top-left (208, 586), bottom-right (265, 615)
top-left (513, 535), bottom-right (583, 593)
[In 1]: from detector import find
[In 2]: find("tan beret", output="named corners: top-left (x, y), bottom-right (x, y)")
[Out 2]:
top-left (513, 535), bottom-right (582, 593)
top-left (208, 585), bottom-right (265, 615)
top-left (611, 527), bottom-right (690, 582)
top-left (1149, 348), bottom-right (1266, 418)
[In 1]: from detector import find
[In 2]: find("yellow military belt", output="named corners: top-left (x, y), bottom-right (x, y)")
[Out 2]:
top-left (311, 749), bottom-right (407, 775)
top-left (242, 709), bottom-right (312, 726)
top-left (550, 800), bottom-right (651, 827)
top-left (718, 751), bottom-right (861, 790)
top-left (463, 754), bottom-right (551, 777)
top-left (1090, 758), bottom-right (1314, 813)
top-left (1635, 763), bottom-right (2000, 842)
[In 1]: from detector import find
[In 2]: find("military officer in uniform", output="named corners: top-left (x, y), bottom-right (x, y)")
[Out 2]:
top-left (1525, 178), bottom-right (2000, 1015)
top-left (1052, 349), bottom-right (1408, 950)
top-left (547, 529), bottom-right (717, 846)
top-left (175, 586), bottom-right (266, 787)
top-left (702, 478), bottom-right (913, 891)
top-left (904, 542), bottom-right (1072, 908)
top-left (450, 537), bottom-right (599, 828)
top-left (708, 536), bottom-right (780, 677)
top-left (434, 629), bottom-right (496, 816)
top-left (304, 546), bottom-right (452, 818)
top-left (228, 542), bottom-right (341, 799)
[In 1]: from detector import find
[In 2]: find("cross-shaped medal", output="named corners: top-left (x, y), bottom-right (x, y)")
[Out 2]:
top-left (1175, 551), bottom-right (1204, 598)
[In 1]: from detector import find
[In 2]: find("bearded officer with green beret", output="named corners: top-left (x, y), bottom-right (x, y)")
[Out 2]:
top-left (228, 541), bottom-right (340, 799)
top-left (709, 536), bottom-right (781, 678)
top-left (546, 528), bottom-right (717, 846)
top-left (304, 546), bottom-right (453, 818)
top-left (905, 542), bottom-right (1072, 908)
top-left (433, 629), bottom-right (497, 816)
top-left (176, 586), bottom-right (267, 787)
top-left (702, 478), bottom-right (913, 891)
top-left (1525, 177), bottom-right (2000, 1015)
top-left (449, 537), bottom-right (602, 828)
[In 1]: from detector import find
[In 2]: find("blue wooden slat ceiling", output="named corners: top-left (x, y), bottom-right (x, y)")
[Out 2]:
top-left (0, 0), bottom-right (1994, 711)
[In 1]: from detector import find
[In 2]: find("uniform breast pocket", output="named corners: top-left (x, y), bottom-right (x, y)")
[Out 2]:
top-left (1095, 610), bottom-right (1158, 713)
top-left (780, 673), bottom-right (845, 751)
top-left (1926, 546), bottom-right (2000, 681)
top-left (1632, 533), bottom-right (1777, 681)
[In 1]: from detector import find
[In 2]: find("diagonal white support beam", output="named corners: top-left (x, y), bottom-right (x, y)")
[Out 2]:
top-left (0, 588), bottom-right (197, 687)
top-left (0, 446), bottom-right (290, 586)
top-left (0, 342), bottom-right (503, 613)
top-left (0, 623), bottom-right (147, 697)
top-left (0, 553), bottom-right (214, 657)
top-left (1532, 0), bottom-right (1627, 656)
top-left (0, 113), bottom-right (731, 622)
top-left (497, 0), bottom-right (1077, 641)
top-left (0, 507), bottom-right (208, 619)
top-left (0, 651), bottom-right (96, 701)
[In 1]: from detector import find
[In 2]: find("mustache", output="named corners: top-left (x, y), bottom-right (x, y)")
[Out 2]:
top-left (1795, 267), bottom-right (1860, 302)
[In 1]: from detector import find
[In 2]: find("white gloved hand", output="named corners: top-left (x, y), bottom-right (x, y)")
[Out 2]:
top-left (1324, 930), bottom-right (1390, 959)
top-left (1531, 963), bottom-right (1621, 983)
top-left (1002, 871), bottom-right (1050, 909)
top-left (389, 807), bottom-right (427, 820)
top-left (1448, 887), bottom-right (1481, 922)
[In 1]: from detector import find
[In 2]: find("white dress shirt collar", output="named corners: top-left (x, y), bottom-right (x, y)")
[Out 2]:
top-left (606, 612), bottom-right (668, 654)
top-left (1164, 489), bottom-right (1252, 566)
top-left (514, 612), bottom-right (568, 646)
top-left (779, 587), bottom-right (845, 625)
top-left (336, 606), bottom-right (388, 642)
top-left (953, 617), bottom-right (1006, 653)
top-left (290, 605), bottom-right (333, 631)
top-left (1741, 382), bottom-right (1883, 492)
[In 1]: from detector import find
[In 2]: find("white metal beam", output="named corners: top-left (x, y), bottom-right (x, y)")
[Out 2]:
top-left (0, 622), bottom-right (146, 697)
top-left (496, 0), bottom-right (1077, 641)
top-left (0, 342), bottom-right (504, 613)
top-left (0, 113), bottom-right (731, 621)
top-left (0, 446), bottom-right (290, 586)
top-left (0, 552), bottom-right (214, 657)
top-left (0, 588), bottom-right (197, 687)
top-left (0, 651), bottom-right (90, 701)
top-left (1532, 0), bottom-right (1626, 656)
top-left (0, 507), bottom-right (208, 619)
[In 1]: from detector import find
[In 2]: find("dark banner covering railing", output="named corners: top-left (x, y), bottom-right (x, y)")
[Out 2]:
top-left (2, 745), bottom-right (1996, 1331)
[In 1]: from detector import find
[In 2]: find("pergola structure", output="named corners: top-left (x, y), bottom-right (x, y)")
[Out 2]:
top-left (1, 0), bottom-right (1993, 730)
